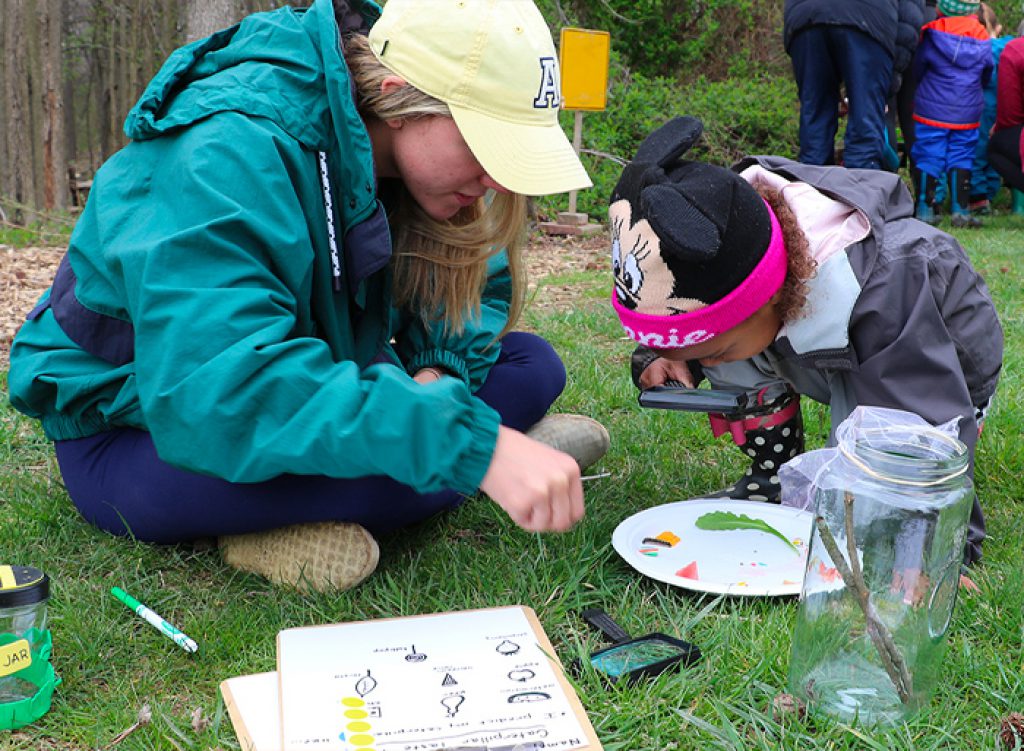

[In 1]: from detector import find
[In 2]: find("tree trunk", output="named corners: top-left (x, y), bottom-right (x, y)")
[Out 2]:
top-left (3, 0), bottom-right (38, 221)
top-left (106, 0), bottom-right (119, 152)
top-left (128, 0), bottom-right (140, 115)
top-left (185, 0), bottom-right (237, 43)
top-left (25, 0), bottom-right (45, 211)
top-left (63, 58), bottom-right (77, 170)
top-left (0, 5), bottom-right (8, 214)
top-left (40, 0), bottom-right (68, 210)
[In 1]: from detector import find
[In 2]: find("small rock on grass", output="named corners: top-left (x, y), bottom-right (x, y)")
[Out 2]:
top-left (771, 692), bottom-right (806, 722)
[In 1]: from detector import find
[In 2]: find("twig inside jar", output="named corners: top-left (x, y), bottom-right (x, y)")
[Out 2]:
top-left (814, 492), bottom-right (913, 703)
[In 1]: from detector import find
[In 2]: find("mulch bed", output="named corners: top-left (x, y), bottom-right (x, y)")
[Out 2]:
top-left (1, 245), bottom-right (65, 370)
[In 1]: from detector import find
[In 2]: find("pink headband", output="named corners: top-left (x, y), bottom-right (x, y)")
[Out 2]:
top-left (612, 200), bottom-right (786, 349)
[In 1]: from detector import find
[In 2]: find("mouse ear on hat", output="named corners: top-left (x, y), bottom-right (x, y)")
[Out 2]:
top-left (640, 183), bottom-right (721, 263)
top-left (633, 117), bottom-right (704, 168)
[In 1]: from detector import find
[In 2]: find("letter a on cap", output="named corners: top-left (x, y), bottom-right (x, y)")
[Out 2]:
top-left (533, 57), bottom-right (560, 108)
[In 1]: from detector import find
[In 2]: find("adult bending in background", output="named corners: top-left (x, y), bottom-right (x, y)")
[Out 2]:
top-left (988, 34), bottom-right (1024, 213)
top-left (7, 0), bottom-right (611, 593)
top-left (783, 0), bottom-right (924, 170)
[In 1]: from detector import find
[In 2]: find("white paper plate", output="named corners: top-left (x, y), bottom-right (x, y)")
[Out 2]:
top-left (612, 498), bottom-right (815, 596)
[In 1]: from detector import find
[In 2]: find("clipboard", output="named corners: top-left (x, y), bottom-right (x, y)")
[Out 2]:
top-left (274, 605), bottom-right (603, 751)
top-left (219, 671), bottom-right (280, 751)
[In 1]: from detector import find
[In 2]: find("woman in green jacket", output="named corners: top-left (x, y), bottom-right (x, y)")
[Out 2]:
top-left (8, 0), bottom-right (608, 592)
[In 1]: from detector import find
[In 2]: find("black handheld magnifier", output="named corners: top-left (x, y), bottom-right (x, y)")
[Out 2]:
top-left (581, 608), bottom-right (701, 683)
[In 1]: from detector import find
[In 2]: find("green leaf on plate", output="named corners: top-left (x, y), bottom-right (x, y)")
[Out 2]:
top-left (694, 511), bottom-right (799, 554)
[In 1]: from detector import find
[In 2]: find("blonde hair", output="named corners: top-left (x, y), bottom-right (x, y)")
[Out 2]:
top-left (977, 3), bottom-right (1001, 36)
top-left (343, 33), bottom-right (529, 337)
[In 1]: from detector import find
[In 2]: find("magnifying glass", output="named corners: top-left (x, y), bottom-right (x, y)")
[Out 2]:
top-left (581, 608), bottom-right (701, 683)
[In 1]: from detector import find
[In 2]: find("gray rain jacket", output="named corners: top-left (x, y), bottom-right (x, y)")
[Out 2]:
top-left (724, 157), bottom-right (1002, 427)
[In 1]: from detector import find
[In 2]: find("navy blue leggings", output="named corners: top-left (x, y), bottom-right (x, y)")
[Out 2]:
top-left (54, 332), bottom-right (566, 543)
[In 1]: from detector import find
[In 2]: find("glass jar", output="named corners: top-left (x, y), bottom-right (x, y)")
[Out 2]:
top-left (787, 420), bottom-right (973, 725)
top-left (0, 566), bottom-right (50, 704)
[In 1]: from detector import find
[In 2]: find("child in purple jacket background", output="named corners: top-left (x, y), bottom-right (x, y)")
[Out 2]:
top-left (912, 0), bottom-right (993, 227)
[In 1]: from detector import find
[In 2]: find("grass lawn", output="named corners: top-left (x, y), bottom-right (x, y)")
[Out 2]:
top-left (0, 214), bottom-right (1022, 750)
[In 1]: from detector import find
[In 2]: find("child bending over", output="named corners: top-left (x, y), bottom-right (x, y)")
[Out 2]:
top-left (610, 117), bottom-right (1003, 568)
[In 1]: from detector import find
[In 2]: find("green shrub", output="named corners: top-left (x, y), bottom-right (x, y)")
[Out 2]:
top-left (529, 0), bottom-right (798, 221)
top-left (682, 75), bottom-right (800, 164)
top-left (540, 72), bottom-right (800, 220)
top-left (534, 0), bottom-right (788, 82)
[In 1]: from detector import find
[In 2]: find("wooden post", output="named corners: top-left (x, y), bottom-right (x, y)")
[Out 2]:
top-left (537, 27), bottom-right (608, 236)
top-left (567, 110), bottom-right (583, 215)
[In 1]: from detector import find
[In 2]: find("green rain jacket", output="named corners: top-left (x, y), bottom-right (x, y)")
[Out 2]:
top-left (8, 0), bottom-right (506, 495)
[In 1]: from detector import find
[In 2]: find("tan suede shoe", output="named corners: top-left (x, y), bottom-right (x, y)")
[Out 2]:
top-left (219, 521), bottom-right (379, 593)
top-left (525, 414), bottom-right (610, 470)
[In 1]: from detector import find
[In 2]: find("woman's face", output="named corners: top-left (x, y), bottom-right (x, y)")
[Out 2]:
top-left (388, 115), bottom-right (509, 220)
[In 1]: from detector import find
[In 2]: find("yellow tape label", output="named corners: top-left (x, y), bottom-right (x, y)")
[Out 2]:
top-left (0, 639), bottom-right (32, 677)
top-left (0, 566), bottom-right (15, 590)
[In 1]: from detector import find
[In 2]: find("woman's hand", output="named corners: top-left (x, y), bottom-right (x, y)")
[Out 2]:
top-left (638, 357), bottom-right (695, 389)
top-left (480, 426), bottom-right (584, 533)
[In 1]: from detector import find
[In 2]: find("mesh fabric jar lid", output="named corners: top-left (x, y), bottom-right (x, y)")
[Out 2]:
top-left (0, 566), bottom-right (50, 608)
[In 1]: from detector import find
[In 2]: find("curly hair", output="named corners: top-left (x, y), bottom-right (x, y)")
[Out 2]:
top-left (755, 186), bottom-right (816, 323)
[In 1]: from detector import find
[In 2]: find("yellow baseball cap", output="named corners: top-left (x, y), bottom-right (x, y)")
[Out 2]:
top-left (368, 0), bottom-right (593, 196)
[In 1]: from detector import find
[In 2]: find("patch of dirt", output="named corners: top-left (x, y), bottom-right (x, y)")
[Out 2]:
top-left (523, 229), bottom-right (609, 311)
top-left (1, 245), bottom-right (65, 370)
top-left (0, 230), bottom-right (610, 371)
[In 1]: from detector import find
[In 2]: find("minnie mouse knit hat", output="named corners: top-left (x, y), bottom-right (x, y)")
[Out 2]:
top-left (368, 0), bottom-right (592, 196)
top-left (610, 117), bottom-right (786, 349)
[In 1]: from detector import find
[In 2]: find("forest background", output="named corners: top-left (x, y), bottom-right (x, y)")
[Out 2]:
top-left (7, 0), bottom-right (1024, 229)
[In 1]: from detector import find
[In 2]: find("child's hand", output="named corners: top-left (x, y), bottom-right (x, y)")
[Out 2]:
top-left (890, 568), bottom-right (930, 606)
top-left (638, 357), bottom-right (696, 389)
top-left (960, 573), bottom-right (980, 593)
top-left (480, 426), bottom-right (584, 533)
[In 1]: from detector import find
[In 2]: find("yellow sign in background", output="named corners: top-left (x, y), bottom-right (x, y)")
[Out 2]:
top-left (559, 28), bottom-right (610, 111)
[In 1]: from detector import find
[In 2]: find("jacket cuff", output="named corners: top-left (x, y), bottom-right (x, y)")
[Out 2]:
top-left (448, 400), bottom-right (501, 494)
top-left (631, 346), bottom-right (660, 388)
top-left (407, 349), bottom-right (470, 386)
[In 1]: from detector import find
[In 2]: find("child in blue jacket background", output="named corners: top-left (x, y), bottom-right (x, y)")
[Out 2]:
top-left (912, 0), bottom-right (993, 226)
top-left (969, 4), bottom-right (1014, 213)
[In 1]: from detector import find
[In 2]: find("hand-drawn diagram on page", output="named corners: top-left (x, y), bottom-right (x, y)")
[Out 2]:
top-left (277, 607), bottom-right (589, 751)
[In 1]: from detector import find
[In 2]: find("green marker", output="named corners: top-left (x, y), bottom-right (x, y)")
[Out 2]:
top-left (111, 587), bottom-right (198, 654)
